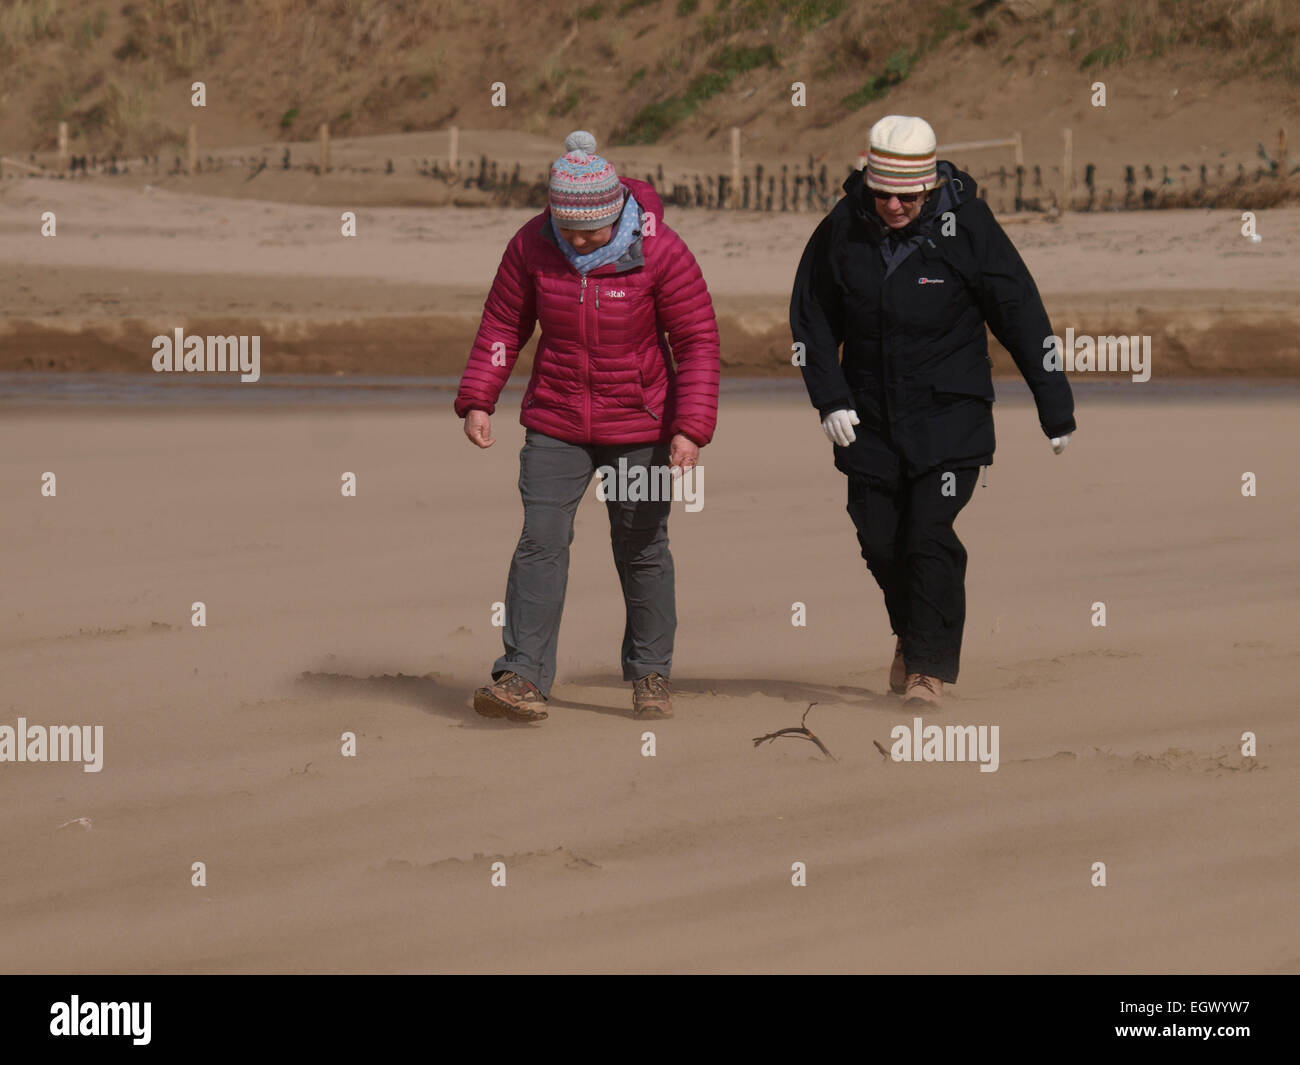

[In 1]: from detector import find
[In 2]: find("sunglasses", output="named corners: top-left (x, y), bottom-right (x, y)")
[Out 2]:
top-left (872, 189), bottom-right (925, 203)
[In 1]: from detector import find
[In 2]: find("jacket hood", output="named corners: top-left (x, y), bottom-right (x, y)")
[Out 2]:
top-left (619, 176), bottom-right (665, 222)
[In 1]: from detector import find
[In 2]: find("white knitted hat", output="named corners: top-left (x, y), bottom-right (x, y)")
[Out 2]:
top-left (866, 115), bottom-right (939, 193)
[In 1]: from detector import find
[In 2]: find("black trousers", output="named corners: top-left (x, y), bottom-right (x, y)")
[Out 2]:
top-left (846, 467), bottom-right (979, 684)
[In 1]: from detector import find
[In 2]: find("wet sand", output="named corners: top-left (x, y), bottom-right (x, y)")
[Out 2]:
top-left (2, 178), bottom-right (1297, 376)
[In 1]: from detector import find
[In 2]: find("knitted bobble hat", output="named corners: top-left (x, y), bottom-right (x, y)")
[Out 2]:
top-left (865, 115), bottom-right (939, 193)
top-left (549, 130), bottom-right (625, 230)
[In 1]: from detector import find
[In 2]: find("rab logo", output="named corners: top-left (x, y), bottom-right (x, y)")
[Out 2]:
top-left (604, 289), bottom-right (627, 298)
top-left (918, 277), bottom-right (945, 285)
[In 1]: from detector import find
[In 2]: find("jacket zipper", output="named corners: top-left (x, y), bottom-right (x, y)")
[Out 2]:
top-left (639, 363), bottom-right (660, 420)
top-left (592, 276), bottom-right (655, 421)
top-left (580, 275), bottom-right (590, 437)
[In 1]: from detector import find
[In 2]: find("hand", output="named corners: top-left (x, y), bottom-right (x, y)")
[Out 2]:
top-left (821, 408), bottom-right (860, 447)
top-left (669, 433), bottom-right (699, 471)
top-left (1050, 433), bottom-right (1071, 455)
top-left (464, 410), bottom-right (494, 448)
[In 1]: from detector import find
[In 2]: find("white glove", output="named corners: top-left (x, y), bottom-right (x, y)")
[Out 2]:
top-left (1050, 433), bottom-right (1072, 455)
top-left (822, 408), bottom-right (860, 447)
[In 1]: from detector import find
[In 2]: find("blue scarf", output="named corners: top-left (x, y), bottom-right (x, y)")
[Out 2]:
top-left (551, 191), bottom-right (642, 275)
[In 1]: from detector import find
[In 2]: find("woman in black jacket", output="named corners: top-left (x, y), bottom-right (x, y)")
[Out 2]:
top-left (790, 115), bottom-right (1076, 708)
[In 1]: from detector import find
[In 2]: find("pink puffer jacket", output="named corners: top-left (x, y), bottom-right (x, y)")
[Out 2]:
top-left (454, 178), bottom-right (720, 447)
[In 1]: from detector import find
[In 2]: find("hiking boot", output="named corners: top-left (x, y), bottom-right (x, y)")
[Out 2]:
top-left (633, 672), bottom-right (673, 718)
top-left (889, 637), bottom-right (907, 695)
top-left (473, 671), bottom-right (548, 722)
top-left (903, 673), bottom-right (943, 709)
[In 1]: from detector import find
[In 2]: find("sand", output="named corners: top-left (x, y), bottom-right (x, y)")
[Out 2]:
top-left (1, 0), bottom-right (1297, 980)
top-left (2, 175), bottom-right (1298, 376)
top-left (0, 392), bottom-right (1296, 973)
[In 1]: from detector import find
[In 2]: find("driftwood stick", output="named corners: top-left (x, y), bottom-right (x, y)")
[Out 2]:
top-left (752, 702), bottom-right (836, 760)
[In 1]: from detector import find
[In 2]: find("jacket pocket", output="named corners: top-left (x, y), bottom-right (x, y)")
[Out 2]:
top-left (637, 358), bottom-right (664, 421)
top-left (849, 385), bottom-right (885, 429)
top-left (930, 360), bottom-right (995, 401)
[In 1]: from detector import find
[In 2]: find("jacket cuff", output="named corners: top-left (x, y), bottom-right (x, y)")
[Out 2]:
top-left (817, 398), bottom-right (854, 420)
top-left (1042, 415), bottom-right (1077, 437)
top-left (455, 398), bottom-right (495, 418)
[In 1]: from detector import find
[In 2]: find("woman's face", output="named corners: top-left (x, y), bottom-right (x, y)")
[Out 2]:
top-left (558, 225), bottom-right (614, 252)
top-left (873, 188), bottom-right (929, 230)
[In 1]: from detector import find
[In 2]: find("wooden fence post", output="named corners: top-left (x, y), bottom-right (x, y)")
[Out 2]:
top-left (730, 127), bottom-right (741, 209)
top-left (1062, 127), bottom-right (1073, 212)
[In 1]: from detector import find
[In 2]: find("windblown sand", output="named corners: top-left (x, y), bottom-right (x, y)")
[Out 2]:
top-left (0, 394), bottom-right (1295, 973)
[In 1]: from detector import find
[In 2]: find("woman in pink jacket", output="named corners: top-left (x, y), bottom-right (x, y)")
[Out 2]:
top-left (456, 131), bottom-right (720, 723)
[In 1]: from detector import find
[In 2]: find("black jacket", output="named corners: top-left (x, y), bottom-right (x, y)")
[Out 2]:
top-left (790, 161), bottom-right (1076, 484)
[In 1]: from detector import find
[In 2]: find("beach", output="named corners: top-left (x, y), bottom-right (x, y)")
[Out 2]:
top-left (1, 389), bottom-right (1295, 973)
top-left (2, 176), bottom-right (1298, 377)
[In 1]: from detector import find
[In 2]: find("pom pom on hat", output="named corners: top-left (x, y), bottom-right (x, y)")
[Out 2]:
top-left (564, 130), bottom-right (598, 157)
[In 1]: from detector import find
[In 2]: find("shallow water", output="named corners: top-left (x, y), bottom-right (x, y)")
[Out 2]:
top-left (0, 371), bottom-right (1296, 407)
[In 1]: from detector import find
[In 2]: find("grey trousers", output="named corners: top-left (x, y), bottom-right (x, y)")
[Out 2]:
top-left (492, 428), bottom-right (676, 698)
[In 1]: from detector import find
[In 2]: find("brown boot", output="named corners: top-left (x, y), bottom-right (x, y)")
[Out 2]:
top-left (889, 637), bottom-right (907, 695)
top-left (473, 671), bottom-right (548, 722)
top-left (633, 672), bottom-right (673, 718)
top-left (903, 672), bottom-right (943, 709)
